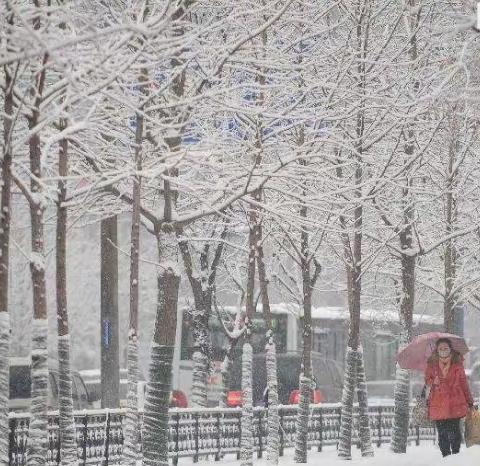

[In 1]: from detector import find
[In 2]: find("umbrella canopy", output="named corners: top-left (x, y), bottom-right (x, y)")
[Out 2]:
top-left (396, 332), bottom-right (469, 371)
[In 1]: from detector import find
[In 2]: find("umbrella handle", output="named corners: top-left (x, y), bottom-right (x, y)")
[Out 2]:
top-left (421, 384), bottom-right (427, 399)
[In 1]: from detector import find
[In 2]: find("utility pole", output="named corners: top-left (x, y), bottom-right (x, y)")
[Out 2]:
top-left (100, 216), bottom-right (120, 408)
top-left (453, 303), bottom-right (465, 337)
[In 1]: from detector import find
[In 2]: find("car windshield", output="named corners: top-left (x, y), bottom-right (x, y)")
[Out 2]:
top-left (10, 366), bottom-right (31, 399)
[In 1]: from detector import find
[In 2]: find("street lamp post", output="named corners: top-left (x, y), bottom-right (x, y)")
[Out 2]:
top-left (100, 216), bottom-right (120, 408)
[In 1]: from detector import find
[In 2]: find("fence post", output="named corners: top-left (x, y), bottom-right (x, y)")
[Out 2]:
top-left (317, 410), bottom-right (323, 452)
top-left (237, 412), bottom-right (241, 460)
top-left (336, 407), bottom-right (342, 447)
top-left (257, 410), bottom-right (263, 459)
top-left (279, 410), bottom-right (284, 457)
top-left (377, 408), bottom-right (382, 448)
top-left (56, 421), bottom-right (61, 465)
top-left (83, 415), bottom-right (88, 466)
top-left (215, 412), bottom-right (221, 461)
top-left (9, 418), bottom-right (15, 466)
top-left (173, 413), bottom-right (179, 466)
top-left (193, 413), bottom-right (199, 463)
top-left (104, 412), bottom-right (110, 466)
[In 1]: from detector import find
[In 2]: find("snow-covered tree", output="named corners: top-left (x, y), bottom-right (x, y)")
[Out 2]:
top-left (178, 221), bottom-right (228, 407)
top-left (55, 113), bottom-right (78, 466)
top-left (0, 5), bottom-right (14, 464)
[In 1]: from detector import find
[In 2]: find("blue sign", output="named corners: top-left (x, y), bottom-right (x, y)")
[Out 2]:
top-left (103, 319), bottom-right (111, 348)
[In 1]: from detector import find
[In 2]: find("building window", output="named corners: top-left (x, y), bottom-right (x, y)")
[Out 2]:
top-left (313, 329), bottom-right (329, 358)
top-left (373, 331), bottom-right (397, 380)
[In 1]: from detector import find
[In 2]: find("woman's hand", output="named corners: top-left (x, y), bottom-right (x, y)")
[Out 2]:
top-left (433, 375), bottom-right (440, 386)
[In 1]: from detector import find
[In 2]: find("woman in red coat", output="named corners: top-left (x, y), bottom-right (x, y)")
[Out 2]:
top-left (425, 337), bottom-right (475, 457)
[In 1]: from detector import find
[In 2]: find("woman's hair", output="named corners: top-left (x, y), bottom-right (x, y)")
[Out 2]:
top-left (427, 337), bottom-right (462, 365)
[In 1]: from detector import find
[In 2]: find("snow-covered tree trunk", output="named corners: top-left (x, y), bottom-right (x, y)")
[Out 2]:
top-left (255, 217), bottom-right (279, 464)
top-left (0, 35), bottom-right (14, 465)
top-left (219, 352), bottom-right (231, 408)
top-left (241, 341), bottom-right (253, 466)
top-left (265, 338), bottom-right (279, 465)
top-left (355, 348), bottom-right (373, 457)
top-left (443, 134), bottom-right (458, 334)
top-left (240, 212), bottom-right (256, 466)
top-left (391, 231), bottom-right (415, 452)
top-left (390, 360), bottom-right (410, 453)
top-left (123, 72), bottom-right (145, 466)
top-left (293, 189), bottom-right (318, 463)
top-left (0, 314), bottom-right (10, 465)
top-left (142, 229), bottom-right (180, 466)
top-left (124, 335), bottom-right (140, 465)
top-left (178, 231), bottom-right (228, 409)
top-left (27, 55), bottom-right (49, 465)
top-left (390, 330), bottom-right (411, 453)
top-left (338, 181), bottom-right (364, 460)
top-left (220, 340), bottom-right (238, 408)
top-left (29, 319), bottom-right (49, 466)
top-left (57, 337), bottom-right (77, 466)
top-left (192, 349), bottom-right (209, 407)
top-left (56, 129), bottom-right (78, 466)
top-left (337, 347), bottom-right (357, 460)
top-left (188, 307), bottom-right (212, 408)
top-left (294, 374), bottom-right (311, 463)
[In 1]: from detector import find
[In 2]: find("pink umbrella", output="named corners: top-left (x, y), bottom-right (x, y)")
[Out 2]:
top-left (396, 332), bottom-right (469, 371)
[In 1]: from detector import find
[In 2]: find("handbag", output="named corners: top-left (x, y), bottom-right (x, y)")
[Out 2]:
top-left (465, 409), bottom-right (480, 448)
top-left (412, 385), bottom-right (433, 427)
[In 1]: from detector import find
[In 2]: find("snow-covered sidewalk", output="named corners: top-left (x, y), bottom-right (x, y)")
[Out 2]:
top-left (181, 444), bottom-right (480, 465)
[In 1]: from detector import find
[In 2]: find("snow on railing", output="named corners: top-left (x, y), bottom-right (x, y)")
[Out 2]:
top-left (8, 403), bottom-right (441, 466)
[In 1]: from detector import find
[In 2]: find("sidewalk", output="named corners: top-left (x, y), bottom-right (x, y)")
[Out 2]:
top-left (182, 444), bottom-right (480, 465)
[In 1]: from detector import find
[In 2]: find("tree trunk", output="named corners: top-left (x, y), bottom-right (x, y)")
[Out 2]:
top-left (241, 222), bottom-right (257, 466)
top-left (255, 220), bottom-right (279, 464)
top-left (192, 348), bottom-right (209, 407)
top-left (142, 229), bottom-right (180, 466)
top-left (0, 47), bottom-right (13, 466)
top-left (386, 205), bottom-right (416, 454)
top-left (294, 273), bottom-right (312, 462)
top-left (28, 151), bottom-right (49, 465)
top-left (391, 249), bottom-right (415, 453)
top-left (56, 128), bottom-right (77, 466)
top-left (444, 139), bottom-right (457, 334)
top-left (220, 339), bottom-right (238, 408)
top-left (265, 340), bottom-right (279, 464)
top-left (100, 216), bottom-right (120, 408)
top-left (240, 341), bottom-right (254, 466)
top-left (123, 97), bottom-right (144, 466)
top-left (27, 52), bottom-right (49, 466)
top-left (294, 155), bottom-right (321, 463)
top-left (390, 331), bottom-right (411, 454)
top-left (338, 166), bottom-right (371, 458)
top-left (294, 374), bottom-right (311, 463)
top-left (337, 346), bottom-right (357, 460)
top-left (178, 231), bottom-right (227, 408)
top-left (356, 348), bottom-right (373, 457)
top-left (337, 239), bottom-right (362, 459)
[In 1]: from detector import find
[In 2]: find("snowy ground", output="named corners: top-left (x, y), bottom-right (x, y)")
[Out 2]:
top-left (179, 444), bottom-right (480, 465)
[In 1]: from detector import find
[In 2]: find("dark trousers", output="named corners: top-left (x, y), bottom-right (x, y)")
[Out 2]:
top-left (436, 419), bottom-right (462, 457)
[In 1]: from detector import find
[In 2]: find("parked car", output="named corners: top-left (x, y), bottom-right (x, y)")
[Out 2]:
top-left (79, 368), bottom-right (129, 408)
top-left (288, 388), bottom-right (324, 405)
top-left (9, 357), bottom-right (96, 412)
top-left (136, 381), bottom-right (188, 409)
top-left (227, 351), bottom-right (343, 407)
